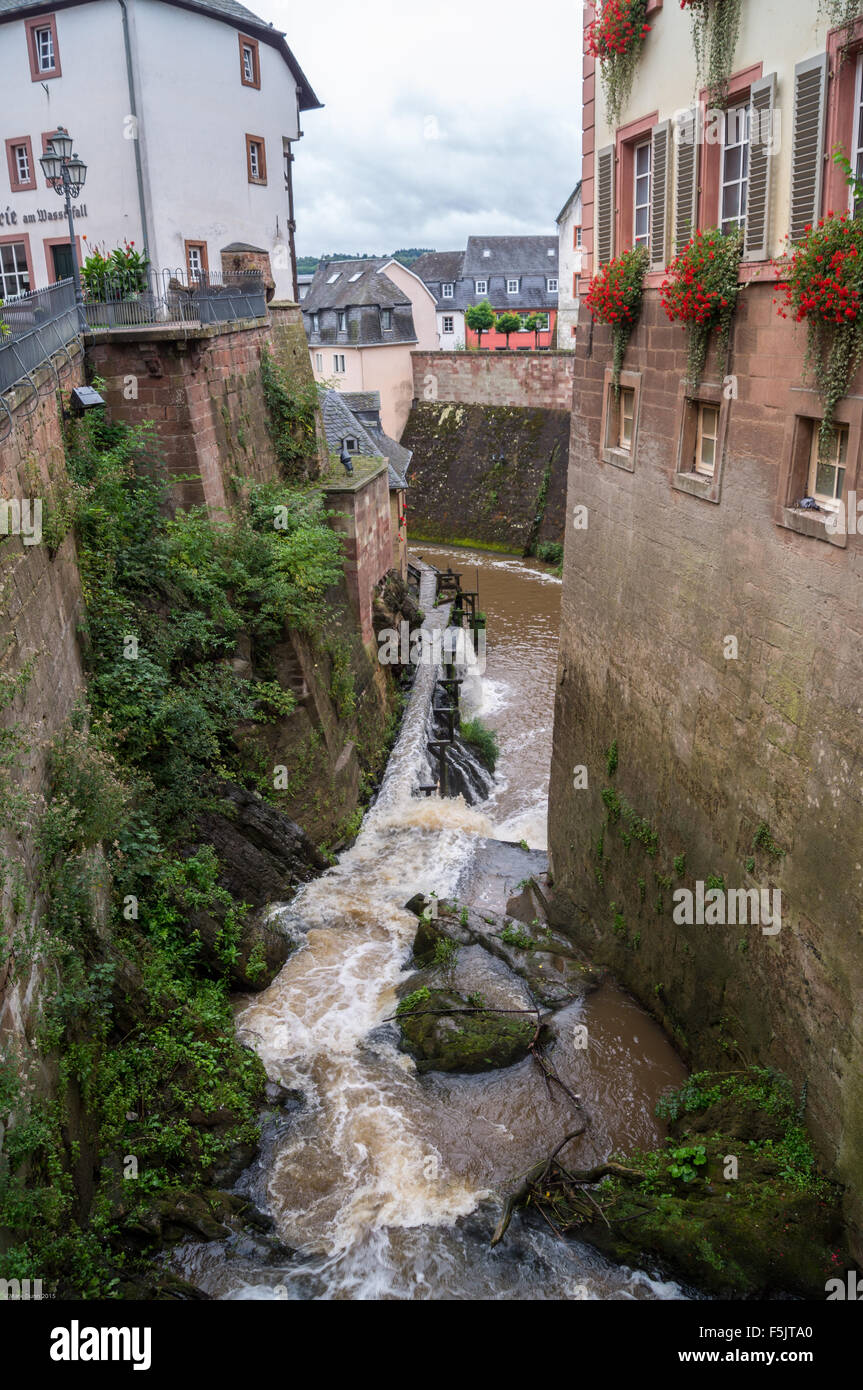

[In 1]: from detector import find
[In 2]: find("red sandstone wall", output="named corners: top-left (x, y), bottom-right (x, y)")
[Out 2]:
top-left (411, 350), bottom-right (575, 412)
top-left (323, 464), bottom-right (393, 645)
top-left (549, 282), bottom-right (863, 1254)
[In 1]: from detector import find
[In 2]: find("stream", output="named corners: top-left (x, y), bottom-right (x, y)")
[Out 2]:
top-left (174, 546), bottom-right (689, 1300)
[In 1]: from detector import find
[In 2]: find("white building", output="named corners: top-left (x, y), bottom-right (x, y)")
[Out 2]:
top-left (0, 0), bottom-right (320, 299)
top-left (556, 182), bottom-right (583, 346)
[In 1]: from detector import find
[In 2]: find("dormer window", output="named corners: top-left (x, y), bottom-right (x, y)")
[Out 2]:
top-left (442, 283), bottom-right (454, 298)
top-left (311, 312), bottom-right (320, 333)
top-left (475, 280), bottom-right (487, 295)
top-left (547, 277), bottom-right (558, 293)
top-left (507, 278), bottom-right (520, 294)
top-left (547, 248), bottom-right (555, 257)
top-left (349, 271), bottom-right (363, 281)
top-left (343, 436), bottom-right (358, 454)
top-left (338, 310), bottom-right (347, 331)
top-left (239, 34), bottom-right (260, 89)
top-left (381, 308), bottom-right (393, 330)
top-left (482, 249), bottom-right (491, 258)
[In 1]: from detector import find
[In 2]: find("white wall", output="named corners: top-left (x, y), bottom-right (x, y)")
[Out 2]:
top-left (437, 309), bottom-right (464, 349)
top-left (0, 0), bottom-right (304, 296)
top-left (557, 186), bottom-right (582, 346)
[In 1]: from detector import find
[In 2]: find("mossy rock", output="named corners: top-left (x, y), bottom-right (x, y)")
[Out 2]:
top-left (397, 986), bottom-right (535, 1073)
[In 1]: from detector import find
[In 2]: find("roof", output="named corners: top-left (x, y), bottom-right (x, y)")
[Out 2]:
top-left (303, 259), bottom-right (410, 312)
top-left (556, 181), bottom-right (583, 226)
top-left (0, 0), bottom-right (322, 109)
top-left (318, 388), bottom-right (411, 490)
top-left (410, 251), bottom-right (465, 284)
top-left (463, 236), bottom-right (559, 277)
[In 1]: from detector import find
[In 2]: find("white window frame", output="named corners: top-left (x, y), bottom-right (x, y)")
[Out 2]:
top-left (314, 353), bottom-right (323, 372)
top-left (242, 44), bottom-right (255, 84)
top-left (187, 244), bottom-right (204, 276)
top-left (442, 314), bottom-right (454, 334)
top-left (333, 353), bottom-right (346, 374)
top-left (475, 280), bottom-right (488, 295)
top-left (14, 144), bottom-right (30, 183)
top-left (694, 403), bottom-right (720, 476)
top-left (634, 139), bottom-right (651, 250)
top-left (720, 103), bottom-right (750, 235)
top-left (0, 241), bottom-right (30, 298)
top-left (506, 278), bottom-right (519, 294)
top-left (808, 424), bottom-right (848, 510)
top-left (337, 310), bottom-right (347, 331)
top-left (618, 387), bottom-right (636, 451)
top-left (851, 54), bottom-right (863, 216)
top-left (442, 282), bottom-right (454, 298)
top-left (547, 277), bottom-right (558, 293)
top-left (248, 141), bottom-right (261, 179)
top-left (575, 225), bottom-right (583, 247)
top-left (310, 312), bottom-right (320, 333)
top-left (35, 25), bottom-right (55, 71)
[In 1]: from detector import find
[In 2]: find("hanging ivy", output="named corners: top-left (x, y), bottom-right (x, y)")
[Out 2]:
top-left (584, 246), bottom-right (649, 392)
top-left (682, 0), bottom-right (743, 109)
top-left (586, 0), bottom-right (652, 130)
top-left (660, 226), bottom-right (743, 389)
top-left (775, 211), bottom-right (863, 456)
top-left (817, 0), bottom-right (863, 27)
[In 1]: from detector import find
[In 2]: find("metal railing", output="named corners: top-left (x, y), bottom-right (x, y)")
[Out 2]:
top-left (0, 278), bottom-right (80, 396)
top-left (81, 267), bottom-right (268, 329)
top-left (0, 268), bottom-right (269, 398)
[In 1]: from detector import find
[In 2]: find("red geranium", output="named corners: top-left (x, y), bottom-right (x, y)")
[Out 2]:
top-left (585, 245), bottom-right (649, 387)
top-left (660, 226), bottom-right (742, 386)
top-left (586, 0), bottom-right (650, 60)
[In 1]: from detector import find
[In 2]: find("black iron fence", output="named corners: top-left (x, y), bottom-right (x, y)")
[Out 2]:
top-left (0, 268), bottom-right (269, 397)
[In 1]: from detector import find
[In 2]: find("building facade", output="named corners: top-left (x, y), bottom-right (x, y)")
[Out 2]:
top-left (410, 250), bottom-right (466, 349)
top-left (461, 235), bottom-right (559, 349)
top-left (549, 0), bottom-right (863, 1258)
top-left (0, 0), bottom-right (319, 299)
top-left (303, 257), bottom-right (439, 438)
top-left (555, 181), bottom-right (582, 345)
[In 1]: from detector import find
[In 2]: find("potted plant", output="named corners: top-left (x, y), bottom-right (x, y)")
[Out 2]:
top-left (584, 245), bottom-right (649, 391)
top-left (660, 226), bottom-right (743, 389)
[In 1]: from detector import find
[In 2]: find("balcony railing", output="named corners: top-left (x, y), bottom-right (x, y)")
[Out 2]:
top-left (0, 268), bottom-right (269, 399)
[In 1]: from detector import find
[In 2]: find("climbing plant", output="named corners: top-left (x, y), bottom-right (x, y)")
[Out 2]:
top-left (817, 0), bottom-right (863, 28)
top-left (584, 245), bottom-right (649, 392)
top-left (775, 209), bottom-right (863, 455)
top-left (586, 0), bottom-right (652, 129)
top-left (682, 0), bottom-right (743, 109)
top-left (660, 226), bottom-right (743, 389)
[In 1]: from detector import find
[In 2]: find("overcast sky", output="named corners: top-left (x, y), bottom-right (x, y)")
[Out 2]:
top-left (265, 0), bottom-right (583, 257)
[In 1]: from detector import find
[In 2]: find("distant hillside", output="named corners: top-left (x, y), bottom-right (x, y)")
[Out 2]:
top-left (297, 248), bottom-right (434, 274)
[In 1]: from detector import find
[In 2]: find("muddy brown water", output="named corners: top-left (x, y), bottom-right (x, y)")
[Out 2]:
top-left (174, 547), bottom-right (688, 1300)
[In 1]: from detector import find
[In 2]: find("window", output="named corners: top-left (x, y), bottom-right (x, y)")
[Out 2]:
top-left (634, 140), bottom-right (651, 249)
top-left (6, 138), bottom-right (35, 192)
top-left (184, 240), bottom-right (208, 280)
top-left (573, 273), bottom-right (578, 297)
top-left (507, 278), bottom-right (520, 294)
top-left (852, 55), bottom-right (863, 217)
top-left (618, 388), bottom-right (636, 450)
top-left (315, 353), bottom-right (323, 372)
top-left (381, 308), bottom-right (392, 330)
top-left (720, 104), bottom-right (750, 234)
top-left (694, 403), bottom-right (720, 476)
top-left (442, 315), bottom-right (454, 333)
top-left (547, 277), bottom-right (558, 293)
top-left (310, 312), bottom-right (320, 333)
top-left (338, 310), bottom-right (347, 331)
top-left (808, 425), bottom-right (848, 509)
top-left (575, 225), bottom-right (582, 248)
top-left (239, 34), bottom-right (260, 89)
top-left (0, 240), bottom-right (31, 298)
top-left (328, 272), bottom-right (341, 284)
top-left (475, 280), bottom-right (487, 295)
top-left (600, 368), bottom-right (642, 471)
top-left (245, 135), bottom-right (267, 184)
top-left (25, 17), bottom-right (60, 79)
top-left (442, 283), bottom-right (454, 298)
top-left (333, 354), bottom-right (346, 374)
top-left (348, 271), bottom-right (363, 282)
top-left (343, 436), bottom-right (358, 453)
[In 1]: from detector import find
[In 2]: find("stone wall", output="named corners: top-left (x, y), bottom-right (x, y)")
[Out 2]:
top-left (411, 350), bottom-right (575, 412)
top-left (548, 283), bottom-right (863, 1256)
top-left (0, 345), bottom-right (88, 1040)
top-left (400, 400), bottom-right (570, 552)
top-left (323, 463), bottom-right (393, 645)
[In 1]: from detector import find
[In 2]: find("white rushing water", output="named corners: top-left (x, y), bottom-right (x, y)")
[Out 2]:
top-left (173, 559), bottom-right (688, 1300)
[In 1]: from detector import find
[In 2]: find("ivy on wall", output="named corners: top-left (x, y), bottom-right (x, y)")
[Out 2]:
top-left (682, 0), bottom-right (743, 109)
top-left (587, 0), bottom-right (652, 129)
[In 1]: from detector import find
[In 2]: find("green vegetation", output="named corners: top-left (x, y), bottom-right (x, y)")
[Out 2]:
top-left (501, 923), bottom-right (534, 951)
top-left (533, 540), bottom-right (563, 566)
top-left (459, 715), bottom-right (499, 773)
top-left (464, 299), bottom-right (496, 348)
top-left (752, 823), bottom-right (786, 862)
top-left (260, 348), bottom-right (319, 477)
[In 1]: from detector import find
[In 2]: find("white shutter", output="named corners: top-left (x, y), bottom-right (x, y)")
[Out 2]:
top-left (674, 106), bottom-right (700, 253)
top-left (745, 72), bottom-right (777, 261)
top-left (596, 145), bottom-right (615, 266)
top-left (650, 119), bottom-right (673, 271)
top-left (790, 55), bottom-right (828, 243)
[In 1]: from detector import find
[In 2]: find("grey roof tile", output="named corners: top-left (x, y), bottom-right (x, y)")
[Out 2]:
top-left (317, 388), bottom-right (411, 489)
top-left (463, 236), bottom-right (559, 277)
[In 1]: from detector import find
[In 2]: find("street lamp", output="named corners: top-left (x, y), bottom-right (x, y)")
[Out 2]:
top-left (40, 128), bottom-right (87, 330)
